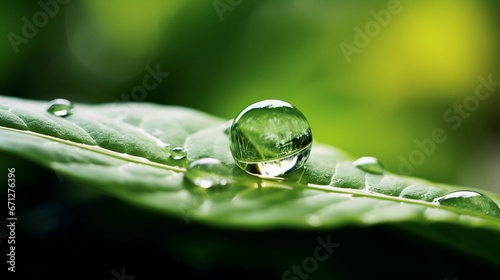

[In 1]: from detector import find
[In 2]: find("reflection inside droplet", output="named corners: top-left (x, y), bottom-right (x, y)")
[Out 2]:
top-left (229, 100), bottom-right (312, 177)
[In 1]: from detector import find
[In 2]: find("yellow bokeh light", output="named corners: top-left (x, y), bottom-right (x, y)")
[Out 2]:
top-left (352, 1), bottom-right (495, 103)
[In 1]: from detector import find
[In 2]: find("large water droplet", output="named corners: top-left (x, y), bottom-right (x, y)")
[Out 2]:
top-left (433, 191), bottom-right (500, 218)
top-left (47, 98), bottom-right (74, 117)
top-left (185, 158), bottom-right (231, 189)
top-left (229, 100), bottom-right (312, 177)
top-left (352, 156), bottom-right (384, 175)
top-left (170, 147), bottom-right (187, 160)
top-left (221, 119), bottom-right (233, 135)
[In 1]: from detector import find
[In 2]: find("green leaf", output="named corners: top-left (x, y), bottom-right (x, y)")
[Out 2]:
top-left (1, 95), bottom-right (500, 266)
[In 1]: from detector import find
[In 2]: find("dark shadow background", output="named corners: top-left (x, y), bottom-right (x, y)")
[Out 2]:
top-left (1, 0), bottom-right (500, 279)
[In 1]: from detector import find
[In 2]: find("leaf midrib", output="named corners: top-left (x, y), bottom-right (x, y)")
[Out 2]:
top-left (3, 124), bottom-right (500, 224)
top-left (0, 126), bottom-right (186, 173)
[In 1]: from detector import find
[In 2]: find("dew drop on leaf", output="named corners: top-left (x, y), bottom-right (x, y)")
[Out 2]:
top-left (229, 100), bottom-right (312, 177)
top-left (185, 158), bottom-right (231, 189)
top-left (352, 156), bottom-right (384, 175)
top-left (432, 191), bottom-right (500, 218)
top-left (170, 147), bottom-right (187, 160)
top-left (46, 98), bottom-right (74, 117)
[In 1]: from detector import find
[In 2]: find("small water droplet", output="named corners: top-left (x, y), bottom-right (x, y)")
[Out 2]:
top-left (229, 100), bottom-right (312, 177)
top-left (170, 147), bottom-right (187, 160)
top-left (433, 191), bottom-right (500, 218)
top-left (185, 158), bottom-right (231, 189)
top-left (47, 98), bottom-right (74, 117)
top-left (352, 156), bottom-right (384, 175)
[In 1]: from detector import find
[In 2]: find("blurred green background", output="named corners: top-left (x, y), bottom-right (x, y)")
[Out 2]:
top-left (1, 0), bottom-right (499, 190)
top-left (2, 1), bottom-right (500, 279)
